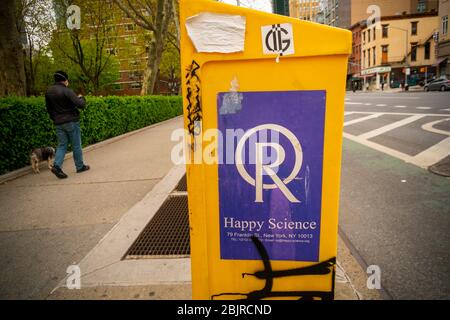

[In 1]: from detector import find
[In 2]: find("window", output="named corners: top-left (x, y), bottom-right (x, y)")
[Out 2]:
top-left (382, 24), bottom-right (389, 38)
top-left (373, 27), bottom-right (376, 40)
top-left (363, 31), bottom-right (366, 43)
top-left (112, 83), bottom-right (122, 91)
top-left (130, 82), bottom-right (142, 89)
top-left (443, 15), bottom-right (449, 35)
top-left (129, 71), bottom-right (142, 80)
top-left (126, 36), bottom-right (137, 44)
top-left (411, 21), bottom-right (418, 36)
top-left (129, 60), bottom-right (140, 68)
top-left (106, 48), bottom-right (117, 55)
top-left (368, 48), bottom-right (371, 67)
top-left (411, 43), bottom-right (418, 62)
top-left (424, 42), bottom-right (430, 60)
top-left (417, 0), bottom-right (426, 13)
top-left (125, 24), bottom-right (136, 31)
top-left (368, 29), bottom-right (371, 42)
top-left (373, 46), bottom-right (376, 65)
top-left (382, 45), bottom-right (388, 64)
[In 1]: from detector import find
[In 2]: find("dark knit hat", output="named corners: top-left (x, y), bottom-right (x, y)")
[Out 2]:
top-left (54, 71), bottom-right (68, 82)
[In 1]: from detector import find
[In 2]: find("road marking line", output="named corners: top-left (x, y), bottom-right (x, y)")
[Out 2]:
top-left (394, 105), bottom-right (407, 108)
top-left (344, 114), bottom-right (380, 126)
top-left (346, 111), bottom-right (448, 117)
top-left (364, 103), bottom-right (372, 105)
top-left (343, 132), bottom-right (414, 164)
top-left (376, 104), bottom-right (387, 106)
top-left (442, 108), bottom-right (450, 112)
top-left (416, 107), bottom-right (431, 110)
top-left (345, 102), bottom-right (363, 105)
top-left (344, 112), bottom-right (354, 116)
top-left (422, 118), bottom-right (450, 136)
top-left (410, 137), bottom-right (450, 168)
top-left (358, 115), bottom-right (425, 140)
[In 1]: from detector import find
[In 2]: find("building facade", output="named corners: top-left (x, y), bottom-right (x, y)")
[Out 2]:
top-left (360, 12), bottom-right (439, 90)
top-left (319, 0), bottom-right (437, 29)
top-left (437, 0), bottom-right (450, 76)
top-left (289, 0), bottom-right (322, 21)
top-left (348, 20), bottom-right (365, 89)
top-left (273, 0), bottom-right (291, 15)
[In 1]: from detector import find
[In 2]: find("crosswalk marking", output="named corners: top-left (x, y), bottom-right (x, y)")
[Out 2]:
top-left (346, 111), bottom-right (448, 117)
top-left (358, 115), bottom-right (425, 140)
top-left (344, 132), bottom-right (415, 164)
top-left (411, 137), bottom-right (450, 168)
top-left (416, 107), bottom-right (431, 110)
top-left (344, 114), bottom-right (381, 126)
top-left (422, 118), bottom-right (450, 136)
top-left (343, 112), bottom-right (450, 169)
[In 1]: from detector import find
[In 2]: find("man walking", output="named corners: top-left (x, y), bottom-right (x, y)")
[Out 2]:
top-left (45, 71), bottom-right (90, 179)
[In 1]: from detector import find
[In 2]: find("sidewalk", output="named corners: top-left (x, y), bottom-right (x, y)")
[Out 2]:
top-left (0, 116), bottom-right (381, 300)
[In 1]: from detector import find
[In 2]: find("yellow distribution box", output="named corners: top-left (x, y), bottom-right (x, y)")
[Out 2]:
top-left (180, 0), bottom-right (351, 300)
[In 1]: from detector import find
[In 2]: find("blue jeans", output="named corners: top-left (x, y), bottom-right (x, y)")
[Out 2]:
top-left (54, 121), bottom-right (84, 170)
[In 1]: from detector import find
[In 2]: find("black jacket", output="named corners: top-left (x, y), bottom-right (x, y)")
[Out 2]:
top-left (45, 83), bottom-right (86, 125)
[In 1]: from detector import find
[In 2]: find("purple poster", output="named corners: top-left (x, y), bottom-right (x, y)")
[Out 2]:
top-left (218, 90), bottom-right (326, 262)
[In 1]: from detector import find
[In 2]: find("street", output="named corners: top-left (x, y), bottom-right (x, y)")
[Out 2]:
top-left (339, 91), bottom-right (450, 299)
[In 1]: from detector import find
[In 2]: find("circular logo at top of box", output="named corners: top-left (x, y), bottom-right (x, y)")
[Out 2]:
top-left (261, 23), bottom-right (295, 56)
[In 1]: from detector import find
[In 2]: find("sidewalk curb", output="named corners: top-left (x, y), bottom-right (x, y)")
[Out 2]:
top-left (0, 116), bottom-right (183, 185)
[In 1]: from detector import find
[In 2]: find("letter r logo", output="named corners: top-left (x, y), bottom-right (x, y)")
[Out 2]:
top-left (235, 124), bottom-right (302, 203)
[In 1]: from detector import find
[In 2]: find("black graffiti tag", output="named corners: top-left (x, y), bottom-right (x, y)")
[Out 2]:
top-left (185, 60), bottom-right (202, 151)
top-left (212, 236), bottom-right (336, 300)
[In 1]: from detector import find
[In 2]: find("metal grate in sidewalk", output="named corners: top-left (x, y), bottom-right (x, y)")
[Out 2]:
top-left (174, 174), bottom-right (187, 192)
top-left (124, 194), bottom-right (190, 259)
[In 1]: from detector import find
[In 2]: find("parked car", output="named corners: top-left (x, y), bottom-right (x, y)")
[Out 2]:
top-left (424, 76), bottom-right (450, 92)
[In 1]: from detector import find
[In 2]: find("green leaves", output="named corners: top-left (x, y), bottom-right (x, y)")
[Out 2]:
top-left (0, 95), bottom-right (182, 174)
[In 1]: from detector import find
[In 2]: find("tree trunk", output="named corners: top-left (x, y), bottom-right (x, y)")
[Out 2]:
top-left (0, 0), bottom-right (27, 96)
top-left (140, 36), bottom-right (166, 95)
top-left (139, 0), bottom-right (173, 95)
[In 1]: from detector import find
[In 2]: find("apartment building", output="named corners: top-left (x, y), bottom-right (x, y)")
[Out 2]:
top-left (348, 20), bottom-right (365, 89)
top-left (437, 0), bottom-right (450, 76)
top-left (360, 12), bottom-right (439, 90)
top-left (289, 0), bottom-right (322, 21)
top-left (320, 0), bottom-right (437, 29)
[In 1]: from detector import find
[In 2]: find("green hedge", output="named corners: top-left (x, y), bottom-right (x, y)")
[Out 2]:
top-left (0, 95), bottom-right (182, 175)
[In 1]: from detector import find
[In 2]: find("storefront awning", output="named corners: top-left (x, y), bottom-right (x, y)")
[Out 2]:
top-left (433, 57), bottom-right (448, 67)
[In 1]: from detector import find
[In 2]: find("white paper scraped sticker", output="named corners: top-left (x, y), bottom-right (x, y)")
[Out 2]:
top-left (185, 12), bottom-right (246, 53)
top-left (261, 23), bottom-right (295, 56)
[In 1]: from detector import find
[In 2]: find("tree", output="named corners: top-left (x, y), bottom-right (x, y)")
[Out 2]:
top-left (15, 0), bottom-right (55, 95)
top-left (113, 0), bottom-right (175, 95)
top-left (0, 0), bottom-right (27, 96)
top-left (51, 0), bottom-right (120, 95)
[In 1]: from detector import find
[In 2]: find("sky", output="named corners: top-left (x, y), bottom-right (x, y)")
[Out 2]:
top-left (219, 0), bottom-right (273, 13)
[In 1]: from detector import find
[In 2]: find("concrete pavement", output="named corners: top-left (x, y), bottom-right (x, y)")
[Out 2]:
top-left (0, 117), bottom-right (182, 299)
top-left (0, 115), bottom-right (380, 300)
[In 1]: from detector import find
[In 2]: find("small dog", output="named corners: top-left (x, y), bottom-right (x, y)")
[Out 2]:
top-left (30, 147), bottom-right (55, 173)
